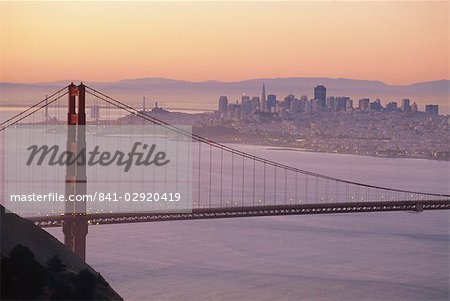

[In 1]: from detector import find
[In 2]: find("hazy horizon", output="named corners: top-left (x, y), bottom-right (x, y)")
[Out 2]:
top-left (1, 76), bottom-right (449, 86)
top-left (1, 76), bottom-right (448, 114)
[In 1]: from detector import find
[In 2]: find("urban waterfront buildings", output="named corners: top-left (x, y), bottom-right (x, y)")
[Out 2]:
top-left (217, 84), bottom-right (441, 121)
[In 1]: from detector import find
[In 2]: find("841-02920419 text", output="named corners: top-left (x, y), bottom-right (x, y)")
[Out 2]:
top-left (96, 192), bottom-right (181, 202)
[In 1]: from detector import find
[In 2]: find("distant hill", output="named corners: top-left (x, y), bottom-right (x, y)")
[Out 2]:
top-left (1, 77), bottom-right (448, 113)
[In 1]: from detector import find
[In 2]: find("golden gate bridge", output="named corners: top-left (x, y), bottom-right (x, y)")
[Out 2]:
top-left (1, 83), bottom-right (449, 261)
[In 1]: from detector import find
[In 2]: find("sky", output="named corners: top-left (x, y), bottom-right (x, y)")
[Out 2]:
top-left (0, 1), bottom-right (448, 85)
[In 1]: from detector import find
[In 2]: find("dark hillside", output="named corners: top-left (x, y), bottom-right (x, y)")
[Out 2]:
top-left (0, 206), bottom-right (123, 300)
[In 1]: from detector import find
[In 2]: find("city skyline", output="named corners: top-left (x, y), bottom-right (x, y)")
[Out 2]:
top-left (1, 76), bottom-right (448, 114)
top-left (218, 83), bottom-right (440, 116)
top-left (0, 1), bottom-right (448, 84)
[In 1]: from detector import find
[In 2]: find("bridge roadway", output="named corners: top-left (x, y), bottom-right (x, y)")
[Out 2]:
top-left (29, 199), bottom-right (450, 228)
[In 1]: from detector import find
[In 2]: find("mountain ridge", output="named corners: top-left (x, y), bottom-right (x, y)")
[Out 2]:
top-left (1, 77), bottom-right (448, 87)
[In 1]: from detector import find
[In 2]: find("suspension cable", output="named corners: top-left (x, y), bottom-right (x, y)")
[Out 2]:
top-left (82, 85), bottom-right (450, 198)
top-left (0, 85), bottom-right (68, 127)
top-left (0, 91), bottom-right (68, 132)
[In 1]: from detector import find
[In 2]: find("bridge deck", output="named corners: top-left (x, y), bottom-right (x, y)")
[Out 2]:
top-left (28, 200), bottom-right (450, 228)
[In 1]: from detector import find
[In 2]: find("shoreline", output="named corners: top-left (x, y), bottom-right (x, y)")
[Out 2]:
top-left (216, 139), bottom-right (450, 162)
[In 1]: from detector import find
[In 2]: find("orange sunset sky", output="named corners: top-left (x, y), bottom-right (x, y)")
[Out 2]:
top-left (0, 1), bottom-right (448, 85)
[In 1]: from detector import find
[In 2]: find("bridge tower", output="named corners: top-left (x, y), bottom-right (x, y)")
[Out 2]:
top-left (62, 83), bottom-right (88, 261)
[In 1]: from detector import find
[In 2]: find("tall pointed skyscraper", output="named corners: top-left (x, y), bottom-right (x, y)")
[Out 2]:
top-left (261, 83), bottom-right (267, 112)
